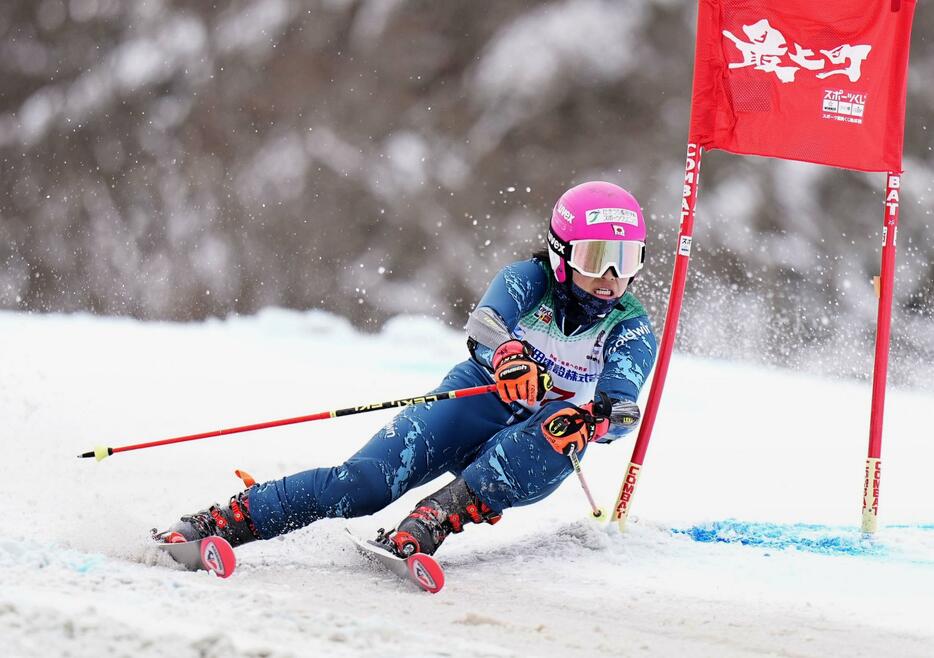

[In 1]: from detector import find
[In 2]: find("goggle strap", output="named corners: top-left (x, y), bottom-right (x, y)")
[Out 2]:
top-left (547, 227), bottom-right (572, 261)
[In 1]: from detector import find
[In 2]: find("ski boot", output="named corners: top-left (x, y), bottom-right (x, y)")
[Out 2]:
top-left (377, 477), bottom-right (501, 557)
top-left (153, 489), bottom-right (260, 548)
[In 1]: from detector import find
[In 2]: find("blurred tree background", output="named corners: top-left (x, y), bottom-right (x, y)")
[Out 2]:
top-left (0, 0), bottom-right (931, 385)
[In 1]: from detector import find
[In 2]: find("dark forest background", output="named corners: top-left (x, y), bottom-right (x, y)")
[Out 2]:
top-left (1, 0), bottom-right (932, 385)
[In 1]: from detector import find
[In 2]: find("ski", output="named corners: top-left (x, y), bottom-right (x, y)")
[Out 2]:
top-left (156, 536), bottom-right (237, 579)
top-left (345, 528), bottom-right (445, 594)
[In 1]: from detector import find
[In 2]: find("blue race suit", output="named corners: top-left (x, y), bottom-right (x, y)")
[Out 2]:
top-left (247, 259), bottom-right (657, 539)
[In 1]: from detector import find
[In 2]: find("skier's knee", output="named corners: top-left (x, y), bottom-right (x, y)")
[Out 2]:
top-left (334, 461), bottom-right (395, 516)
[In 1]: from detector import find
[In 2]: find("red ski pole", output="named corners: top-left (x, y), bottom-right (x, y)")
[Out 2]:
top-left (78, 384), bottom-right (498, 462)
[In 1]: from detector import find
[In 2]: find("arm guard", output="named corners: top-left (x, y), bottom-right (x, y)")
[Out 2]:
top-left (466, 307), bottom-right (512, 370)
top-left (592, 393), bottom-right (642, 444)
top-left (466, 306), bottom-right (512, 349)
top-left (608, 399), bottom-right (641, 428)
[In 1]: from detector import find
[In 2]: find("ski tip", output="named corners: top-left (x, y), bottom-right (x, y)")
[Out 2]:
top-left (407, 553), bottom-right (445, 594)
top-left (201, 537), bottom-right (237, 579)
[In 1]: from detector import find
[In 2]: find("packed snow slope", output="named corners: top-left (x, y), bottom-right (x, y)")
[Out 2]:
top-left (1, 309), bottom-right (932, 658)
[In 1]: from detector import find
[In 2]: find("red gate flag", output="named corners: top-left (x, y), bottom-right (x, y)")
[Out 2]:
top-left (690, 0), bottom-right (916, 172)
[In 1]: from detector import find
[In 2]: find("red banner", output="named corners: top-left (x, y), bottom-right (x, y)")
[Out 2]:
top-left (690, 0), bottom-right (916, 172)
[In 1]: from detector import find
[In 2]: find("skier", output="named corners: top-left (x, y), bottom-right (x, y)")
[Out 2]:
top-left (155, 181), bottom-right (658, 558)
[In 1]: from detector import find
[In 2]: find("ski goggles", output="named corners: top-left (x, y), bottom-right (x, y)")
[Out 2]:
top-left (549, 229), bottom-right (645, 279)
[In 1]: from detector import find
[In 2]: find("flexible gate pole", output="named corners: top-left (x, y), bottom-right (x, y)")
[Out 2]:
top-left (611, 143), bottom-right (704, 530)
top-left (862, 172), bottom-right (902, 533)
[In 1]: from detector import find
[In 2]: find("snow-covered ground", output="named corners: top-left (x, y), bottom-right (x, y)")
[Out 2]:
top-left (1, 309), bottom-right (932, 657)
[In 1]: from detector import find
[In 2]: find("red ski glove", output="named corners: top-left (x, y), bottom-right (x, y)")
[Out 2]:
top-left (541, 402), bottom-right (610, 456)
top-left (491, 340), bottom-right (552, 405)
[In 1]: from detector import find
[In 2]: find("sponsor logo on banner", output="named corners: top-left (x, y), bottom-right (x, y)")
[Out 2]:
top-left (586, 208), bottom-right (639, 226)
top-left (822, 89), bottom-right (867, 125)
top-left (722, 19), bottom-right (872, 84)
top-left (556, 203), bottom-right (574, 223)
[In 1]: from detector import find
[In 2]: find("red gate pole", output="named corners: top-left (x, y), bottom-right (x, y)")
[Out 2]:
top-left (612, 142), bottom-right (704, 530)
top-left (862, 172), bottom-right (902, 533)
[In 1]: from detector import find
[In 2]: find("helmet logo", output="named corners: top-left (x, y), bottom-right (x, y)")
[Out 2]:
top-left (586, 208), bottom-right (639, 226)
top-left (613, 225), bottom-right (626, 236)
top-left (556, 203), bottom-right (574, 223)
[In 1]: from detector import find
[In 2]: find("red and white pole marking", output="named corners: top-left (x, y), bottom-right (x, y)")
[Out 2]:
top-left (612, 142), bottom-right (704, 530)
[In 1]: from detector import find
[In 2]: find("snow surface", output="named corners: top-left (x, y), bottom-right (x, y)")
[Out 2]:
top-left (1, 309), bottom-right (932, 657)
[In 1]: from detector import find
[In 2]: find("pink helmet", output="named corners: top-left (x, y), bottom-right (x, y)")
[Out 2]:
top-left (547, 181), bottom-right (647, 283)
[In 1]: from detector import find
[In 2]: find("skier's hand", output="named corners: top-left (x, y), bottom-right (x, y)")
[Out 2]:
top-left (491, 340), bottom-right (552, 405)
top-left (541, 403), bottom-right (609, 456)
